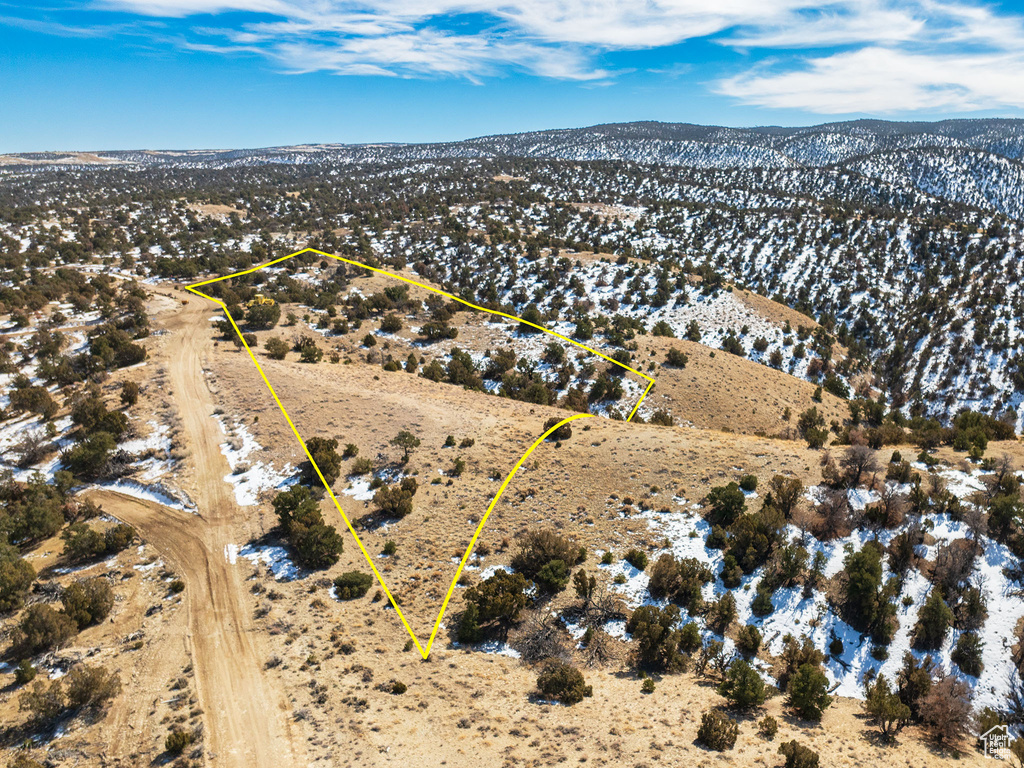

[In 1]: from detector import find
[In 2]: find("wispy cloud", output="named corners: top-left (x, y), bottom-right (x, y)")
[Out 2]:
top-left (11, 0), bottom-right (1024, 113)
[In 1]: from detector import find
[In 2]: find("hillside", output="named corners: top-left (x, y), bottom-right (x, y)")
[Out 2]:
top-left (1, 120), bottom-right (1023, 766)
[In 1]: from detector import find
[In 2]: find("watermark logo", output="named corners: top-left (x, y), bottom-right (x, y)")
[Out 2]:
top-left (982, 724), bottom-right (1013, 760)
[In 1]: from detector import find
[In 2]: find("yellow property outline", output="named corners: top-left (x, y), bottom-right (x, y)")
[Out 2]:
top-left (186, 247), bottom-right (655, 658)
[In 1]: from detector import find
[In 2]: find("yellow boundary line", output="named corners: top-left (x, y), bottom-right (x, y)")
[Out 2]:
top-left (185, 247), bottom-right (655, 658)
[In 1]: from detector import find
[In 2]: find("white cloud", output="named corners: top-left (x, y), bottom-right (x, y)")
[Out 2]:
top-left (60, 1), bottom-right (1024, 112)
top-left (718, 46), bottom-right (1024, 112)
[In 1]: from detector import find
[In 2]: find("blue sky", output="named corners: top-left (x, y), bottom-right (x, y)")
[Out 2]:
top-left (3, 1), bottom-right (1024, 152)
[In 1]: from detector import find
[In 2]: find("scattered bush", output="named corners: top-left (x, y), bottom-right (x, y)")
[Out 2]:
top-left (461, 570), bottom-right (530, 640)
top-left (696, 709), bottom-right (738, 751)
top-left (951, 632), bottom-right (984, 676)
top-left (536, 661), bottom-right (592, 705)
top-left (264, 337), bottom-right (289, 359)
top-left (165, 728), bottom-right (195, 755)
top-left (736, 624), bottom-right (762, 658)
top-left (665, 348), bottom-right (688, 367)
top-left (334, 571), bottom-right (373, 600)
top-left (705, 483), bottom-right (747, 527)
top-left (626, 605), bottom-right (689, 672)
top-left (718, 659), bottom-right (768, 709)
top-left (778, 740), bottom-right (819, 768)
top-left (920, 676), bottom-right (973, 748)
top-left (864, 673), bottom-right (910, 739)
top-left (758, 715), bottom-right (778, 740)
top-left (14, 659), bottom-right (37, 686)
top-left (271, 484), bottom-right (343, 569)
top-left (0, 544), bottom-right (36, 612)
top-left (913, 588), bottom-right (953, 650)
top-left (302, 436), bottom-right (343, 486)
top-left (15, 604), bottom-right (77, 655)
top-left (373, 477), bottom-right (419, 519)
top-left (542, 416), bottom-right (573, 441)
top-left (61, 576), bottom-right (114, 629)
top-left (739, 474), bottom-right (758, 492)
top-left (120, 380), bottom-right (140, 407)
top-left (787, 663), bottom-right (832, 722)
top-left (624, 548), bottom-right (648, 571)
top-left (511, 529), bottom-right (585, 584)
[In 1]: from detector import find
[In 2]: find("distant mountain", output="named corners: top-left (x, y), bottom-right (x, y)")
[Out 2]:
top-left (4, 119), bottom-right (1024, 219)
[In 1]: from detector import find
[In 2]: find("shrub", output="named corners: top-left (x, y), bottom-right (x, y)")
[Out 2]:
top-left (707, 592), bottom-right (737, 633)
top-left (736, 624), bottom-right (762, 658)
top-left (787, 664), bottom-right (832, 721)
top-left (739, 474), bottom-right (758, 492)
top-left (16, 604), bottom-right (77, 655)
top-left (542, 416), bottom-right (572, 441)
top-left (920, 676), bottom-right (973, 747)
top-left (382, 540), bottom-right (397, 556)
top-left (626, 605), bottom-right (688, 672)
top-left (65, 663), bottom-right (121, 709)
top-left (665, 348), bottom-right (689, 367)
top-left (244, 301), bottom-right (281, 330)
top-left (61, 576), bottom-right (114, 629)
top-left (165, 728), bottom-right (195, 755)
top-left (842, 542), bottom-right (884, 633)
top-left (896, 652), bottom-right (933, 720)
top-left (751, 586), bottom-right (774, 617)
top-left (62, 522), bottom-right (106, 562)
top-left (390, 430), bottom-right (421, 461)
top-left (647, 554), bottom-right (712, 610)
top-left (104, 523), bottom-right (135, 553)
top-left (351, 457), bottom-right (373, 475)
top-left (758, 715), bottom-right (778, 739)
top-left (14, 659), bottom-right (37, 686)
top-left (0, 544), bottom-right (36, 612)
top-left (511, 529), bottom-right (585, 582)
top-left (951, 632), bottom-right (984, 676)
top-left (380, 314), bottom-right (402, 333)
top-left (534, 559), bottom-right (570, 593)
top-left (705, 483), bottom-right (747, 527)
top-left (536, 661), bottom-right (592, 705)
top-left (342, 443), bottom-right (359, 458)
top-left (778, 740), bottom-right (819, 768)
top-left (63, 431), bottom-right (116, 479)
top-left (696, 709), bottom-right (738, 751)
top-left (264, 337), bottom-right (289, 359)
top-left (678, 621), bottom-right (702, 654)
top-left (624, 549), bottom-right (648, 571)
top-left (913, 588), bottom-right (953, 650)
top-left (373, 477), bottom-right (418, 519)
top-left (864, 673), bottom-right (910, 738)
top-left (19, 680), bottom-right (66, 723)
top-left (718, 659), bottom-right (768, 709)
top-left (600, 551), bottom-right (614, 565)
top-left (120, 380), bottom-right (140, 407)
top-left (292, 523), bottom-right (344, 569)
top-left (641, 677), bottom-right (656, 693)
top-left (334, 571), bottom-right (373, 600)
top-left (462, 571), bottom-right (530, 639)
top-left (271, 484), bottom-right (343, 569)
top-left (457, 603), bottom-right (482, 643)
top-left (302, 436), bottom-right (342, 486)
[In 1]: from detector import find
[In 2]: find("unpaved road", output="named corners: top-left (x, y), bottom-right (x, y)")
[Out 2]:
top-left (91, 289), bottom-right (306, 767)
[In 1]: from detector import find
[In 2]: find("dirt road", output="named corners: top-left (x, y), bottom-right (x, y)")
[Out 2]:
top-left (93, 289), bottom-right (306, 767)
